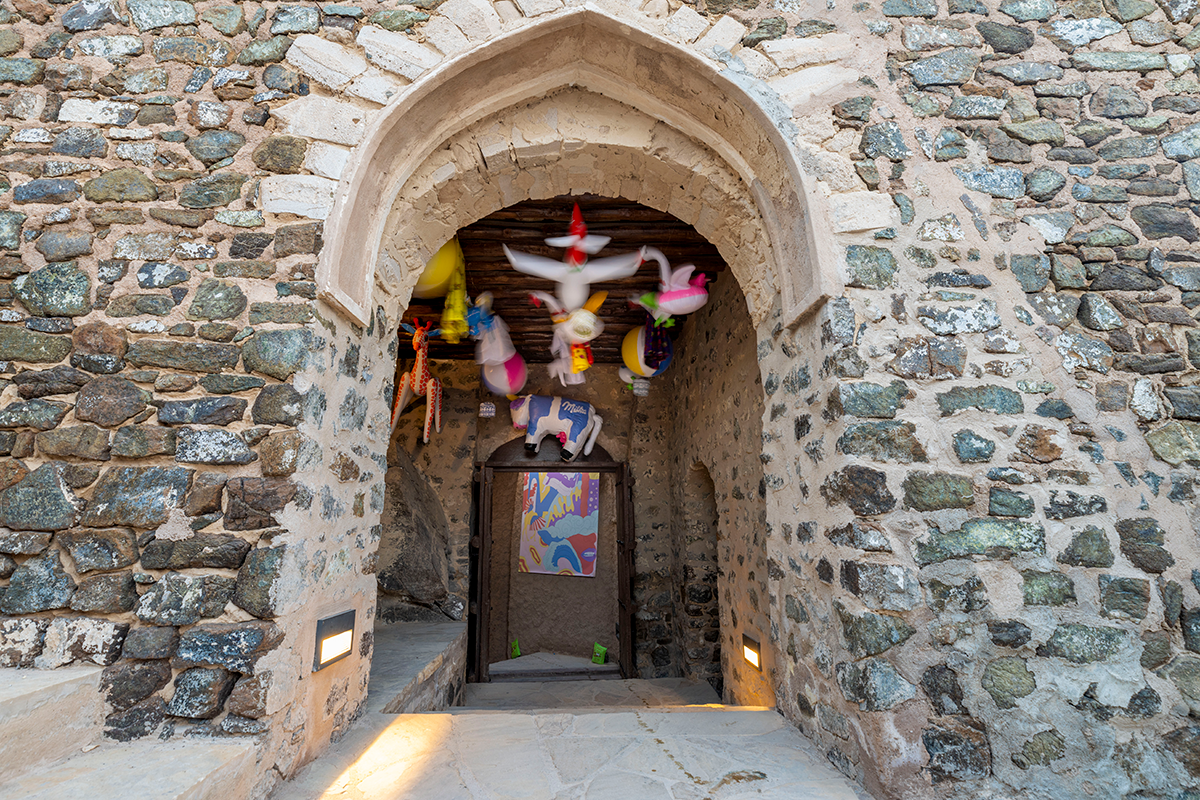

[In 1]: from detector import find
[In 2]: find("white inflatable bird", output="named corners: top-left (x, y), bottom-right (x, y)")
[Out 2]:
top-left (503, 204), bottom-right (645, 311)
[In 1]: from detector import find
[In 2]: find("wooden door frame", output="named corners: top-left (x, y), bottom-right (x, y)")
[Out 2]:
top-left (469, 439), bottom-right (636, 682)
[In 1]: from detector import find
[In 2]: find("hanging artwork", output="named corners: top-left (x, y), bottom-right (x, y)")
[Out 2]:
top-left (390, 320), bottom-right (442, 443)
top-left (518, 471), bottom-right (599, 578)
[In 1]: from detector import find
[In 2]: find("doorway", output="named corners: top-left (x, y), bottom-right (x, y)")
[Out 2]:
top-left (469, 437), bottom-right (635, 683)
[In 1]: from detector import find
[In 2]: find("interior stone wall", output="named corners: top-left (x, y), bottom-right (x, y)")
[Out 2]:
top-left (668, 271), bottom-right (773, 706)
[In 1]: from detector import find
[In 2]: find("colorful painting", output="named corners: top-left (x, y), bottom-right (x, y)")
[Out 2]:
top-left (518, 472), bottom-right (599, 577)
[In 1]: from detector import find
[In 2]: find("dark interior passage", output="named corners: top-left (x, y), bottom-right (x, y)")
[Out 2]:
top-left (485, 471), bottom-right (619, 670)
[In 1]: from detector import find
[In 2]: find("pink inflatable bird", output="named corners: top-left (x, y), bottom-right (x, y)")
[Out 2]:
top-left (633, 247), bottom-right (709, 324)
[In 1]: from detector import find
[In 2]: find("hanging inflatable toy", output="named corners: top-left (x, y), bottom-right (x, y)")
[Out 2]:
top-left (620, 322), bottom-right (672, 380)
top-left (530, 290), bottom-right (606, 386)
top-left (413, 238), bottom-right (464, 299)
top-left (468, 292), bottom-right (528, 396)
top-left (632, 247), bottom-right (709, 324)
top-left (503, 204), bottom-right (647, 312)
top-left (509, 394), bottom-right (603, 462)
top-left (439, 249), bottom-right (469, 344)
top-left (391, 320), bottom-right (443, 443)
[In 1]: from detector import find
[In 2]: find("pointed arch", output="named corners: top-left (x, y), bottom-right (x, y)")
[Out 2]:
top-left (316, 7), bottom-right (840, 328)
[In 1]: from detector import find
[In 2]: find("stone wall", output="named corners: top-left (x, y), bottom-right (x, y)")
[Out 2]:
top-left (1, 0), bottom-right (1200, 796)
top-left (669, 271), bottom-right (772, 705)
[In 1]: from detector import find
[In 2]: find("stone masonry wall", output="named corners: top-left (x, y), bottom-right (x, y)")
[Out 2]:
top-left (1, 0), bottom-right (1200, 796)
top-left (669, 270), bottom-right (772, 705)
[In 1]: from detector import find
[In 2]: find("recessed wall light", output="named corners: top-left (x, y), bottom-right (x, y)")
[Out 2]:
top-left (314, 610), bottom-right (355, 672)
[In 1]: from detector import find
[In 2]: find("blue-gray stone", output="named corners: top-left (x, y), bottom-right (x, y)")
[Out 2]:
top-left (52, 128), bottom-right (108, 158)
top-left (35, 232), bottom-right (93, 263)
top-left (934, 128), bottom-right (968, 161)
top-left (1132, 204), bottom-right (1199, 242)
top-left (185, 131), bottom-right (246, 166)
top-left (0, 211), bottom-right (25, 250)
top-left (14, 261), bottom-right (91, 316)
top-left (1077, 293), bottom-right (1125, 330)
top-left (989, 62), bottom-right (1063, 84)
top-left (915, 518), bottom-right (1045, 564)
top-left (1163, 123), bottom-right (1200, 161)
top-left (251, 384), bottom-right (302, 426)
top-left (882, 0), bottom-right (938, 16)
top-left (232, 547), bottom-right (286, 618)
top-left (860, 122), bottom-right (912, 160)
top-left (270, 5), bottom-right (319, 33)
top-left (998, 0), bottom-right (1055, 20)
top-left (1036, 623), bottom-right (1126, 663)
top-left (836, 602), bottom-right (916, 657)
top-left (241, 328), bottom-right (312, 380)
top-left (1026, 167), bottom-right (1066, 201)
top-left (1010, 255), bottom-right (1050, 292)
top-left (953, 167), bottom-right (1024, 198)
top-left (136, 572), bottom-right (234, 626)
top-left (186, 279), bottom-right (247, 321)
top-left (14, 179), bottom-right (80, 204)
top-left (165, 667), bottom-right (234, 719)
top-left (82, 466), bottom-right (193, 528)
top-left (833, 380), bottom-right (910, 419)
top-left (953, 430), bottom-right (995, 462)
top-left (1026, 292), bottom-right (1081, 328)
top-left (1097, 137), bottom-right (1158, 162)
top-left (173, 621), bottom-right (283, 673)
top-left (175, 428), bottom-right (257, 465)
top-left (917, 299), bottom-right (1002, 334)
top-left (136, 262), bottom-right (188, 289)
top-left (0, 550), bottom-right (75, 613)
top-left (990, 487), bottom-right (1035, 517)
top-left (835, 658), bottom-right (916, 711)
top-left (236, 36), bottom-right (293, 66)
top-left (0, 58), bottom-right (44, 85)
top-left (903, 49), bottom-right (980, 86)
top-left (62, 0), bottom-right (122, 32)
top-left (845, 245), bottom-right (898, 289)
top-left (0, 399), bottom-right (71, 431)
top-left (0, 464), bottom-right (82, 531)
top-left (946, 95), bottom-right (1007, 119)
top-left (179, 173), bottom-right (248, 209)
top-left (937, 385), bottom-right (1024, 416)
top-left (128, 0), bottom-right (196, 30)
top-left (158, 397), bottom-right (247, 426)
top-left (1073, 52), bottom-right (1167, 72)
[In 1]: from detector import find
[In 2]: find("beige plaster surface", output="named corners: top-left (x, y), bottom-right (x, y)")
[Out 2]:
top-left (0, 665), bottom-right (106, 785)
top-left (0, 740), bottom-right (256, 800)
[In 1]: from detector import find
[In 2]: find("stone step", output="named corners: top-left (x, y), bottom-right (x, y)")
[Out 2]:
top-left (0, 665), bottom-right (106, 785)
top-left (0, 739), bottom-right (256, 800)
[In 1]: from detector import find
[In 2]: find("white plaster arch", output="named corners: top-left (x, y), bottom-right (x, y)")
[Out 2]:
top-left (313, 5), bottom-right (843, 328)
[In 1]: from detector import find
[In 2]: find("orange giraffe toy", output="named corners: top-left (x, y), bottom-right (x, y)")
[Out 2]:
top-left (391, 320), bottom-right (443, 443)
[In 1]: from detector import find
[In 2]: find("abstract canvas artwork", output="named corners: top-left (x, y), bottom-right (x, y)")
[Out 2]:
top-left (518, 472), bottom-right (599, 577)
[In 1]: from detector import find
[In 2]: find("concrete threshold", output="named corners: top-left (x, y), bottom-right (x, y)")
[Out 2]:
top-left (279, 626), bottom-right (873, 800)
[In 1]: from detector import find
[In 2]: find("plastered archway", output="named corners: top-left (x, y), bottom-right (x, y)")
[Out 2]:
top-left (315, 7), bottom-right (842, 330)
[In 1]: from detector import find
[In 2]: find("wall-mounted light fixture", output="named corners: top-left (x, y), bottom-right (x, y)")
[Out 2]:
top-left (742, 633), bottom-right (762, 671)
top-left (314, 610), bottom-right (356, 672)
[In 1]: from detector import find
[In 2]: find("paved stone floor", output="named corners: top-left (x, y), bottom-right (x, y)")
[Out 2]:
top-left (280, 632), bottom-right (871, 800)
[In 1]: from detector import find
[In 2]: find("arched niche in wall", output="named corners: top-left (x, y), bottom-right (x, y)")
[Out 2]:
top-left (316, 7), bottom-right (841, 331)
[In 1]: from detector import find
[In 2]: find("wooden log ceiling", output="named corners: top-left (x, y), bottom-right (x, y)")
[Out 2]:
top-left (400, 194), bottom-right (727, 364)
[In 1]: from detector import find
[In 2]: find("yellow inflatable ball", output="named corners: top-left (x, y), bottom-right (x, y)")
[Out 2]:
top-left (413, 238), bottom-right (464, 299)
top-left (621, 327), bottom-right (672, 378)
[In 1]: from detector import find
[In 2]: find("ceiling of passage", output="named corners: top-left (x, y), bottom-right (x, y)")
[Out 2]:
top-left (401, 194), bottom-right (727, 364)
